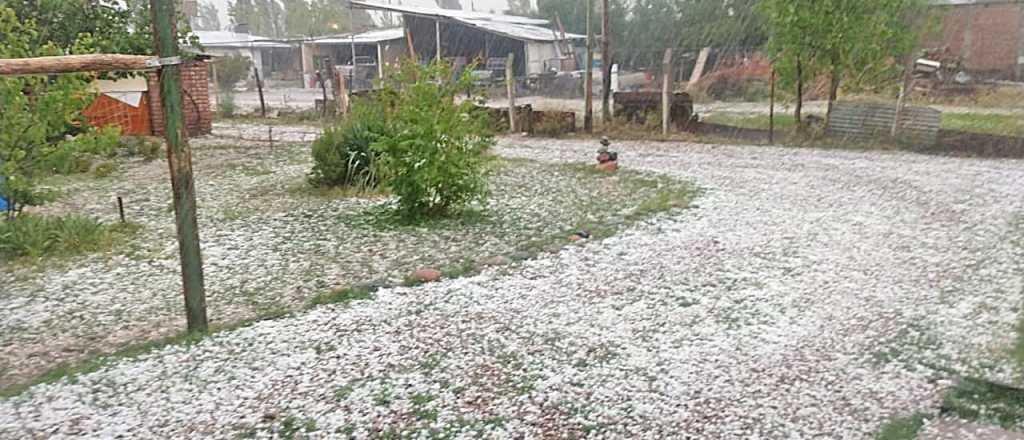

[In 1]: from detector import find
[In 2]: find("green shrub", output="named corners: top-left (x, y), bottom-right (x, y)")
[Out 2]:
top-left (218, 91), bottom-right (236, 118)
top-left (120, 136), bottom-right (163, 161)
top-left (37, 127), bottom-right (122, 175)
top-left (214, 54), bottom-right (251, 90)
top-left (0, 8), bottom-right (94, 215)
top-left (92, 161), bottom-right (118, 178)
top-left (309, 102), bottom-right (386, 189)
top-left (370, 62), bottom-right (494, 219)
top-left (0, 214), bottom-right (127, 260)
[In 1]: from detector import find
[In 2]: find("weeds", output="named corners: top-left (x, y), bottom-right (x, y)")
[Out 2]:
top-left (309, 286), bottom-right (375, 306)
top-left (940, 377), bottom-right (1024, 428)
top-left (0, 214), bottom-right (136, 261)
top-left (875, 412), bottom-right (927, 440)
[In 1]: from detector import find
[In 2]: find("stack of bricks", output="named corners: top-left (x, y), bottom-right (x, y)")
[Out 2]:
top-left (146, 60), bottom-right (213, 137)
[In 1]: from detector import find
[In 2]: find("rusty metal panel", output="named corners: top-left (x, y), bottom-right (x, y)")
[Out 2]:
top-left (827, 102), bottom-right (941, 145)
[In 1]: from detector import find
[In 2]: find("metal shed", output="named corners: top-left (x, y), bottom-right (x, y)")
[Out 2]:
top-left (350, 1), bottom-right (585, 77)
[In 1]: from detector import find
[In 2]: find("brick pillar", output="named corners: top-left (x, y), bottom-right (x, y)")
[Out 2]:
top-left (147, 60), bottom-right (213, 136)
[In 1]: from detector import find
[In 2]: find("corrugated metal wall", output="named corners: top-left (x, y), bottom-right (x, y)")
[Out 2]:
top-left (826, 103), bottom-right (941, 145)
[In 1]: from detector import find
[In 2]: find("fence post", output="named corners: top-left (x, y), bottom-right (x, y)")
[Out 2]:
top-left (506, 53), bottom-right (517, 133)
top-left (662, 48), bottom-right (673, 136)
top-left (150, 0), bottom-right (208, 333)
top-left (253, 66), bottom-right (267, 117)
top-left (583, 0), bottom-right (594, 133)
top-left (769, 68), bottom-right (776, 144)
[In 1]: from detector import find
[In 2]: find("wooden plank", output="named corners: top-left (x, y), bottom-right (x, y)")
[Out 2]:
top-left (0, 54), bottom-right (155, 75)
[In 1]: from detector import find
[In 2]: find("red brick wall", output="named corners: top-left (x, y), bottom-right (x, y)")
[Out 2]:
top-left (147, 60), bottom-right (213, 136)
top-left (926, 4), bottom-right (1023, 79)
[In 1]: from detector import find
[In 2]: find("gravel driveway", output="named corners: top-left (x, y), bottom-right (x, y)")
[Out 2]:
top-left (2, 139), bottom-right (1023, 438)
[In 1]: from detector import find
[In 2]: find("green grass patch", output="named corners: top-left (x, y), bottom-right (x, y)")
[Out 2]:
top-left (942, 113), bottom-right (1024, 137)
top-left (940, 377), bottom-right (1024, 428)
top-left (701, 113), bottom-right (801, 131)
top-left (309, 285), bottom-right (375, 306)
top-left (876, 412), bottom-right (927, 440)
top-left (0, 214), bottom-right (139, 262)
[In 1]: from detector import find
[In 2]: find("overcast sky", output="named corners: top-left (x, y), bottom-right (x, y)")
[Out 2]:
top-left (207, 0), bottom-right (535, 34)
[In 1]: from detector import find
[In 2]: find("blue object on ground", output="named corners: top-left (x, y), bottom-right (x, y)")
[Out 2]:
top-left (0, 175), bottom-right (7, 211)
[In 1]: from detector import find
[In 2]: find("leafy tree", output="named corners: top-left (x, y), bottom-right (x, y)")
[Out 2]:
top-left (0, 0), bottom-right (197, 55)
top-left (539, 0), bottom-right (764, 70)
top-left (0, 7), bottom-right (94, 216)
top-left (277, 0), bottom-right (372, 38)
top-left (761, 0), bottom-right (923, 124)
top-left (194, 1), bottom-right (222, 31)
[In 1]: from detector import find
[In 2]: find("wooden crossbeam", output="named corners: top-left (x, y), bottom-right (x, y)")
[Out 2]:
top-left (0, 54), bottom-right (156, 76)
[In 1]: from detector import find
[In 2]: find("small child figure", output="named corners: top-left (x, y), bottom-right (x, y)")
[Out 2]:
top-left (596, 136), bottom-right (619, 172)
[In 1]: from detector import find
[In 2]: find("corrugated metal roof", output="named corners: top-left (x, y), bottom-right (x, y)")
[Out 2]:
top-left (194, 31), bottom-right (294, 49)
top-left (455, 19), bottom-right (585, 42)
top-left (311, 28), bottom-right (406, 45)
top-left (351, 0), bottom-right (550, 25)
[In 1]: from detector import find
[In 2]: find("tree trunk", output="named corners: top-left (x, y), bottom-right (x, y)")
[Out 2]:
top-left (795, 57), bottom-right (803, 128)
top-left (826, 68), bottom-right (840, 126)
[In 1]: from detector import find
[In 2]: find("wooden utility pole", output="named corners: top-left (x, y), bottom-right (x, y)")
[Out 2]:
top-left (661, 48), bottom-right (672, 136)
top-left (600, 0), bottom-right (612, 124)
top-left (583, 0), bottom-right (594, 133)
top-left (506, 53), bottom-right (517, 133)
top-left (150, 0), bottom-right (208, 333)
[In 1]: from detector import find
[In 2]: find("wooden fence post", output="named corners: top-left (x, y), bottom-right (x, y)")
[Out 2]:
top-left (769, 68), bottom-right (776, 144)
top-left (583, 0), bottom-right (594, 133)
top-left (150, 0), bottom-right (208, 333)
top-left (506, 53), bottom-right (517, 133)
top-left (253, 66), bottom-right (266, 117)
top-left (662, 48), bottom-right (673, 136)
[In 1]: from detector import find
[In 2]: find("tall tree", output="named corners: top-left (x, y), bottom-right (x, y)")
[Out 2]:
top-left (761, 0), bottom-right (923, 124)
top-left (194, 1), bottom-right (222, 31)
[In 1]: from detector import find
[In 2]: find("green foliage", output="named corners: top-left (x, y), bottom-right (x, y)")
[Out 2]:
top-left (38, 127), bottom-right (123, 175)
top-left (309, 103), bottom-right (385, 189)
top-left (194, 1), bottom-right (222, 31)
top-left (0, 0), bottom-right (197, 56)
top-left (875, 412), bottom-right (927, 440)
top-left (539, 0), bottom-right (765, 70)
top-left (0, 7), bottom-right (94, 213)
top-left (761, 0), bottom-right (925, 112)
top-left (120, 136), bottom-right (164, 161)
top-left (279, 0), bottom-right (373, 38)
top-left (370, 62), bottom-right (495, 220)
top-left (92, 162), bottom-right (118, 178)
top-left (0, 214), bottom-right (130, 260)
top-left (218, 91), bottom-right (237, 118)
top-left (940, 378), bottom-right (1024, 428)
top-left (215, 54), bottom-right (252, 90)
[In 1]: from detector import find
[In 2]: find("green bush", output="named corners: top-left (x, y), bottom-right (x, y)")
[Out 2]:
top-left (120, 136), bottom-right (163, 161)
top-left (0, 8), bottom-right (94, 215)
top-left (37, 126), bottom-right (122, 175)
top-left (0, 214), bottom-right (125, 260)
top-left (309, 102), bottom-right (386, 189)
top-left (370, 62), bottom-right (494, 219)
top-left (218, 91), bottom-right (236, 118)
top-left (92, 162), bottom-right (118, 178)
top-left (214, 54), bottom-right (251, 90)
